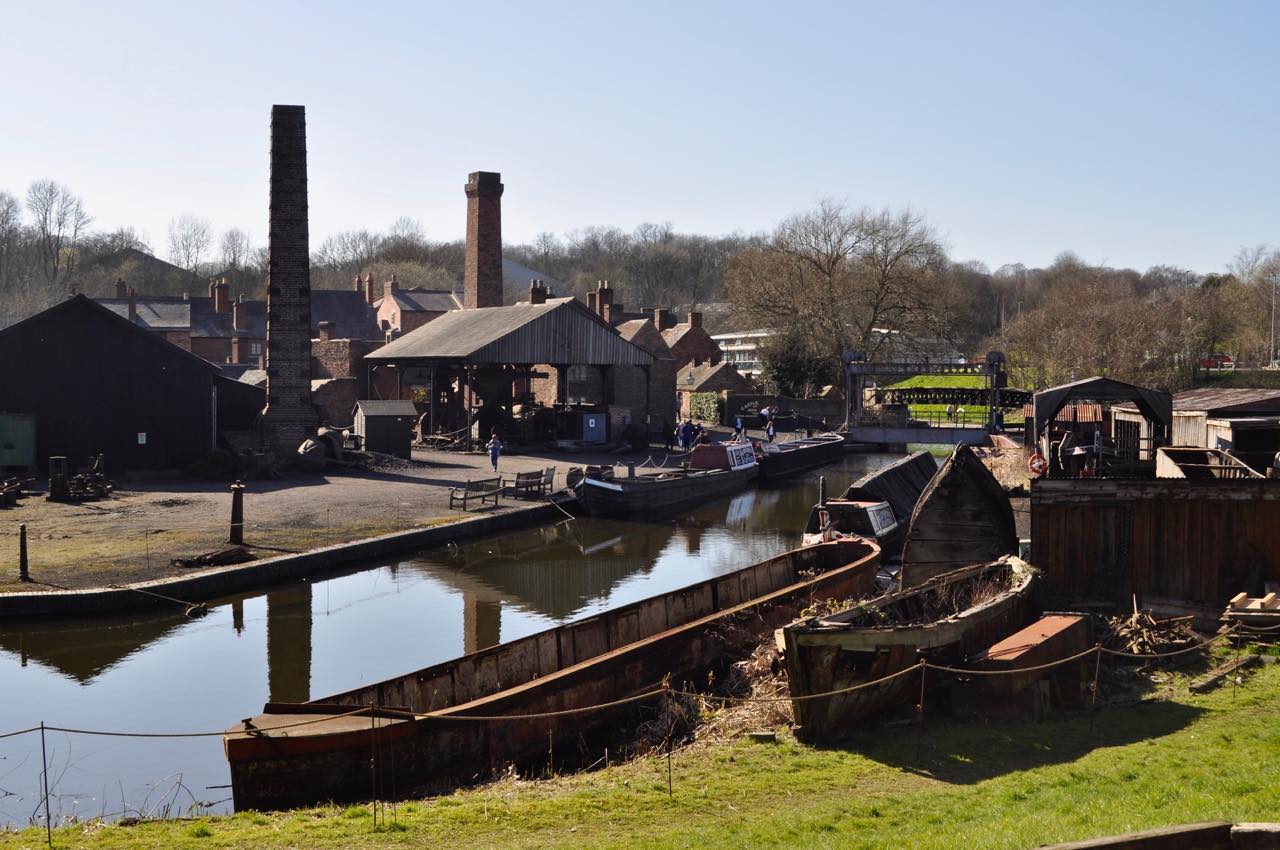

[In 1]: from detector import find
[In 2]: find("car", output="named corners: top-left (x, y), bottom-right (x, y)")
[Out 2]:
top-left (1199, 353), bottom-right (1235, 371)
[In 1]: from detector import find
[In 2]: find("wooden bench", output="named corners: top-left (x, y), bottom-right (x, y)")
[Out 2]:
top-left (449, 477), bottom-right (502, 510)
top-left (502, 467), bottom-right (558, 499)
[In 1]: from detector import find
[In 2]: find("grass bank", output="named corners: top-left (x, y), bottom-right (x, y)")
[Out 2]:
top-left (888, 374), bottom-right (986, 389)
top-left (8, 664), bottom-right (1280, 849)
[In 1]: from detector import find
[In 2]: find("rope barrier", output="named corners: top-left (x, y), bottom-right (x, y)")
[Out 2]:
top-left (0, 625), bottom-right (1257, 741)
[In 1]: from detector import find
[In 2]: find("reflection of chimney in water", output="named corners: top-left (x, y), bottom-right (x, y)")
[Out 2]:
top-left (682, 524), bottom-right (703, 555)
top-left (232, 599), bottom-right (245, 634)
top-left (266, 584), bottom-right (313, 704)
top-left (463, 592), bottom-right (501, 654)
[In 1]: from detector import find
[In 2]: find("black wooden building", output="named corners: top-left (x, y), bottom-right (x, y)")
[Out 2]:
top-left (0, 295), bottom-right (222, 470)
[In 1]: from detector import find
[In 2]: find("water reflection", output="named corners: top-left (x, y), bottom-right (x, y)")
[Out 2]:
top-left (0, 453), bottom-right (901, 824)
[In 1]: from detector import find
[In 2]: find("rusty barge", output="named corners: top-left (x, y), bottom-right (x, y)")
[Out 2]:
top-left (224, 538), bottom-right (881, 811)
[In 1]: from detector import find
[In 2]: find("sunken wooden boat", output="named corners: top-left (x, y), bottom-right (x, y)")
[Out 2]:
top-left (224, 538), bottom-right (881, 811)
top-left (575, 442), bottom-right (757, 518)
top-left (778, 555), bottom-right (1039, 741)
top-left (756, 433), bottom-right (846, 481)
top-left (898, 444), bottom-right (1017, 587)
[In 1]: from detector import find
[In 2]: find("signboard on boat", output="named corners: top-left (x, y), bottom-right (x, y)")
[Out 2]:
top-left (726, 442), bottom-right (758, 471)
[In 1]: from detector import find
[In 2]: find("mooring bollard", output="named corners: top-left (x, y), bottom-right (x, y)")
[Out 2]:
top-left (229, 480), bottom-right (245, 545)
top-left (19, 523), bottom-right (29, 582)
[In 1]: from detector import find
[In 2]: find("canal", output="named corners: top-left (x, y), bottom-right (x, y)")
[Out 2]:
top-left (0, 453), bottom-right (904, 825)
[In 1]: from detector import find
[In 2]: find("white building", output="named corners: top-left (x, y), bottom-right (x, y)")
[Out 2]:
top-left (710, 329), bottom-right (773, 379)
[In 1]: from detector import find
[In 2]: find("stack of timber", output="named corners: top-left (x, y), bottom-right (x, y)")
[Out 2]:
top-left (575, 442), bottom-right (757, 518)
top-left (224, 538), bottom-right (882, 811)
top-left (778, 556), bottom-right (1040, 741)
top-left (1224, 591), bottom-right (1280, 629)
top-left (899, 444), bottom-right (1018, 587)
top-left (756, 433), bottom-right (846, 481)
top-left (1100, 605), bottom-right (1201, 658)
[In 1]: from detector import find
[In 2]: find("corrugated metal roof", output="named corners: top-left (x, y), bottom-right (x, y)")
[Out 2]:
top-left (1114, 387), bottom-right (1280, 415)
top-left (353, 400), bottom-right (418, 417)
top-left (366, 300), bottom-right (653, 366)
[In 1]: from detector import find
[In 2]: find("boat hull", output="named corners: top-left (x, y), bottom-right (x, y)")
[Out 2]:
top-left (779, 557), bottom-right (1039, 741)
top-left (225, 539), bottom-right (881, 810)
top-left (576, 466), bottom-right (756, 518)
top-left (757, 434), bottom-right (846, 482)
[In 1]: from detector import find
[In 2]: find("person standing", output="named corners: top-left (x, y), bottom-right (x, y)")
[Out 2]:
top-left (485, 430), bottom-right (502, 472)
top-left (733, 414), bottom-right (744, 441)
top-left (766, 420), bottom-right (776, 443)
top-left (680, 419), bottom-right (695, 452)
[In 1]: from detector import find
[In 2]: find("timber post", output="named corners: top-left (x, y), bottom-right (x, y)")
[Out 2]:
top-left (229, 480), bottom-right (245, 545)
top-left (18, 523), bottom-right (29, 582)
top-left (818, 475), bottom-right (827, 508)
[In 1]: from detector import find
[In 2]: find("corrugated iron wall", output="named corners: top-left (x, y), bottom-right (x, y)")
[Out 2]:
top-left (1031, 479), bottom-right (1280, 606)
top-left (1172, 411), bottom-right (1207, 446)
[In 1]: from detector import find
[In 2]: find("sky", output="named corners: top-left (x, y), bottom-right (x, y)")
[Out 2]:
top-left (1, 1), bottom-right (1277, 274)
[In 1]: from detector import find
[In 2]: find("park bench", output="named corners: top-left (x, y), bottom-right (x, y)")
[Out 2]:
top-left (449, 477), bottom-right (502, 510)
top-left (502, 467), bottom-right (557, 499)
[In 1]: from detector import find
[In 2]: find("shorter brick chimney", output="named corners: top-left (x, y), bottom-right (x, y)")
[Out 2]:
top-left (232, 295), bottom-right (247, 332)
top-left (605, 300), bottom-right (624, 326)
top-left (652, 308), bottom-right (670, 330)
top-left (317, 320), bottom-right (337, 342)
top-left (383, 274), bottom-right (399, 302)
top-left (127, 287), bottom-right (137, 322)
top-left (364, 272), bottom-right (376, 306)
top-left (212, 277), bottom-right (230, 314)
top-left (688, 311), bottom-right (703, 330)
top-left (528, 280), bottom-right (548, 305)
top-left (587, 291), bottom-right (598, 314)
top-left (114, 278), bottom-right (128, 298)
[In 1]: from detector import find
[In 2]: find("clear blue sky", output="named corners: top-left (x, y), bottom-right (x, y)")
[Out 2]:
top-left (2, 1), bottom-right (1276, 273)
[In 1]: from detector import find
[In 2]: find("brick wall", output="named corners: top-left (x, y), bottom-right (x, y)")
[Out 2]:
top-left (464, 172), bottom-right (504, 309)
top-left (312, 378), bottom-right (361, 428)
top-left (191, 337), bottom-right (228, 363)
top-left (668, 329), bottom-right (722, 369)
top-left (261, 104), bottom-right (318, 449)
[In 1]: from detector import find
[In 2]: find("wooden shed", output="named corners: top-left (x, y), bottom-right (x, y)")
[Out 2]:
top-left (352, 400), bottom-right (418, 459)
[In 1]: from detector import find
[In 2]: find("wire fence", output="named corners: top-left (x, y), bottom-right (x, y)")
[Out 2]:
top-left (0, 622), bottom-right (1267, 842)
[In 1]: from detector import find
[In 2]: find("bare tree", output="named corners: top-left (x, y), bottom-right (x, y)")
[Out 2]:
top-left (26, 179), bottom-right (91, 285)
top-left (168, 214), bottom-right (212, 274)
top-left (220, 228), bottom-right (251, 269)
top-left (0, 191), bottom-right (21, 289)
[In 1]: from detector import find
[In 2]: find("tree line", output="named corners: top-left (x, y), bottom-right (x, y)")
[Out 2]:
top-left (2, 178), bottom-right (1276, 396)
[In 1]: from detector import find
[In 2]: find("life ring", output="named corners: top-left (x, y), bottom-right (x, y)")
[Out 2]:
top-left (1028, 452), bottom-right (1048, 477)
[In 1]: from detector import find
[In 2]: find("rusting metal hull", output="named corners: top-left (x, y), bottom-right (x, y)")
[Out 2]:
top-left (757, 434), bottom-right (846, 481)
top-left (225, 539), bottom-right (881, 811)
top-left (780, 557), bottom-right (1039, 741)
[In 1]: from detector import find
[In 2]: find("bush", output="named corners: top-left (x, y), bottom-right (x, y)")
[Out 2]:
top-left (689, 392), bottom-right (723, 423)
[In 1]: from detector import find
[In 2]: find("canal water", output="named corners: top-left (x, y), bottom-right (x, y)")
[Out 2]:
top-left (0, 453), bottom-right (904, 825)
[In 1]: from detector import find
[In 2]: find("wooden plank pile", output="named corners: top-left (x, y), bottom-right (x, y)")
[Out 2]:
top-left (1100, 602), bottom-right (1201, 659)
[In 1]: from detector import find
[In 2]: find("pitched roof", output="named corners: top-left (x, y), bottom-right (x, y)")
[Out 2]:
top-left (96, 297), bottom-right (191, 331)
top-left (353, 400), bottom-right (418, 417)
top-left (389, 289), bottom-right (461, 312)
top-left (617, 318), bottom-right (676, 360)
top-left (310, 290), bottom-right (382, 340)
top-left (677, 361), bottom-right (753, 393)
top-left (367, 300), bottom-right (653, 366)
top-left (661, 324), bottom-right (696, 347)
top-left (1115, 387), bottom-right (1280, 416)
top-left (191, 298), bottom-right (267, 339)
top-left (0, 294), bottom-right (218, 372)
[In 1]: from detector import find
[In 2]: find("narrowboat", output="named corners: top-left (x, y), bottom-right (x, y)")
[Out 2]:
top-left (224, 538), bottom-right (882, 811)
top-left (756, 433), bottom-right (846, 481)
top-left (574, 441), bottom-right (757, 518)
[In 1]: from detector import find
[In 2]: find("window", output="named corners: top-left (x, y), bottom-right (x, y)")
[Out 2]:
top-left (249, 342), bottom-right (263, 356)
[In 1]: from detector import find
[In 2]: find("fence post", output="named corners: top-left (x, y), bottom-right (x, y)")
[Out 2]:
top-left (40, 721), bottom-right (52, 847)
top-left (19, 523), bottom-right (29, 582)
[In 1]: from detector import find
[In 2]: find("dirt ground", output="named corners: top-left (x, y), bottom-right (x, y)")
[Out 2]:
top-left (1, 444), bottom-right (661, 594)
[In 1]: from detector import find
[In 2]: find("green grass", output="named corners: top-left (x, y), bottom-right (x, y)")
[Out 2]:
top-left (1200, 369), bottom-right (1280, 389)
top-left (10, 664), bottom-right (1280, 849)
top-left (888, 375), bottom-right (986, 389)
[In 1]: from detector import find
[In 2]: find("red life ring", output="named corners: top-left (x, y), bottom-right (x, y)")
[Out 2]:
top-left (1028, 453), bottom-right (1048, 477)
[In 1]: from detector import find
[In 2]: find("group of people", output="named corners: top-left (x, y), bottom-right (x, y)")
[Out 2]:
top-left (669, 419), bottom-right (710, 452)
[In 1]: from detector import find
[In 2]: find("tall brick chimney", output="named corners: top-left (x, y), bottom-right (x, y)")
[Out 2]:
top-left (464, 171), bottom-right (504, 309)
top-left (127, 286), bottom-right (137, 322)
top-left (260, 104), bottom-right (318, 450)
top-left (211, 277), bottom-right (230, 314)
top-left (114, 278), bottom-right (127, 298)
top-left (363, 272), bottom-right (375, 306)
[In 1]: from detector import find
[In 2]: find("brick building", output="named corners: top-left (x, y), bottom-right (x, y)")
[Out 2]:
top-left (661, 312), bottom-right (720, 370)
top-left (677, 361), bottom-right (755, 419)
top-left (369, 273), bottom-right (461, 334)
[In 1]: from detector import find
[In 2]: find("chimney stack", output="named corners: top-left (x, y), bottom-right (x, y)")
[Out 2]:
top-left (212, 277), bottom-right (230, 314)
top-left (317, 320), bottom-right (336, 342)
top-left (114, 278), bottom-right (128, 298)
top-left (232, 295), bottom-right (247, 332)
top-left (587, 291), bottom-right (598, 314)
top-left (260, 104), bottom-right (318, 450)
top-left (652, 308), bottom-right (669, 330)
top-left (689, 311), bottom-right (703, 330)
top-left (364, 272), bottom-right (376, 306)
top-left (127, 286), bottom-right (137, 322)
top-left (528, 279), bottom-right (548, 305)
top-left (464, 171), bottom-right (504, 309)
top-left (383, 274), bottom-right (399, 301)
